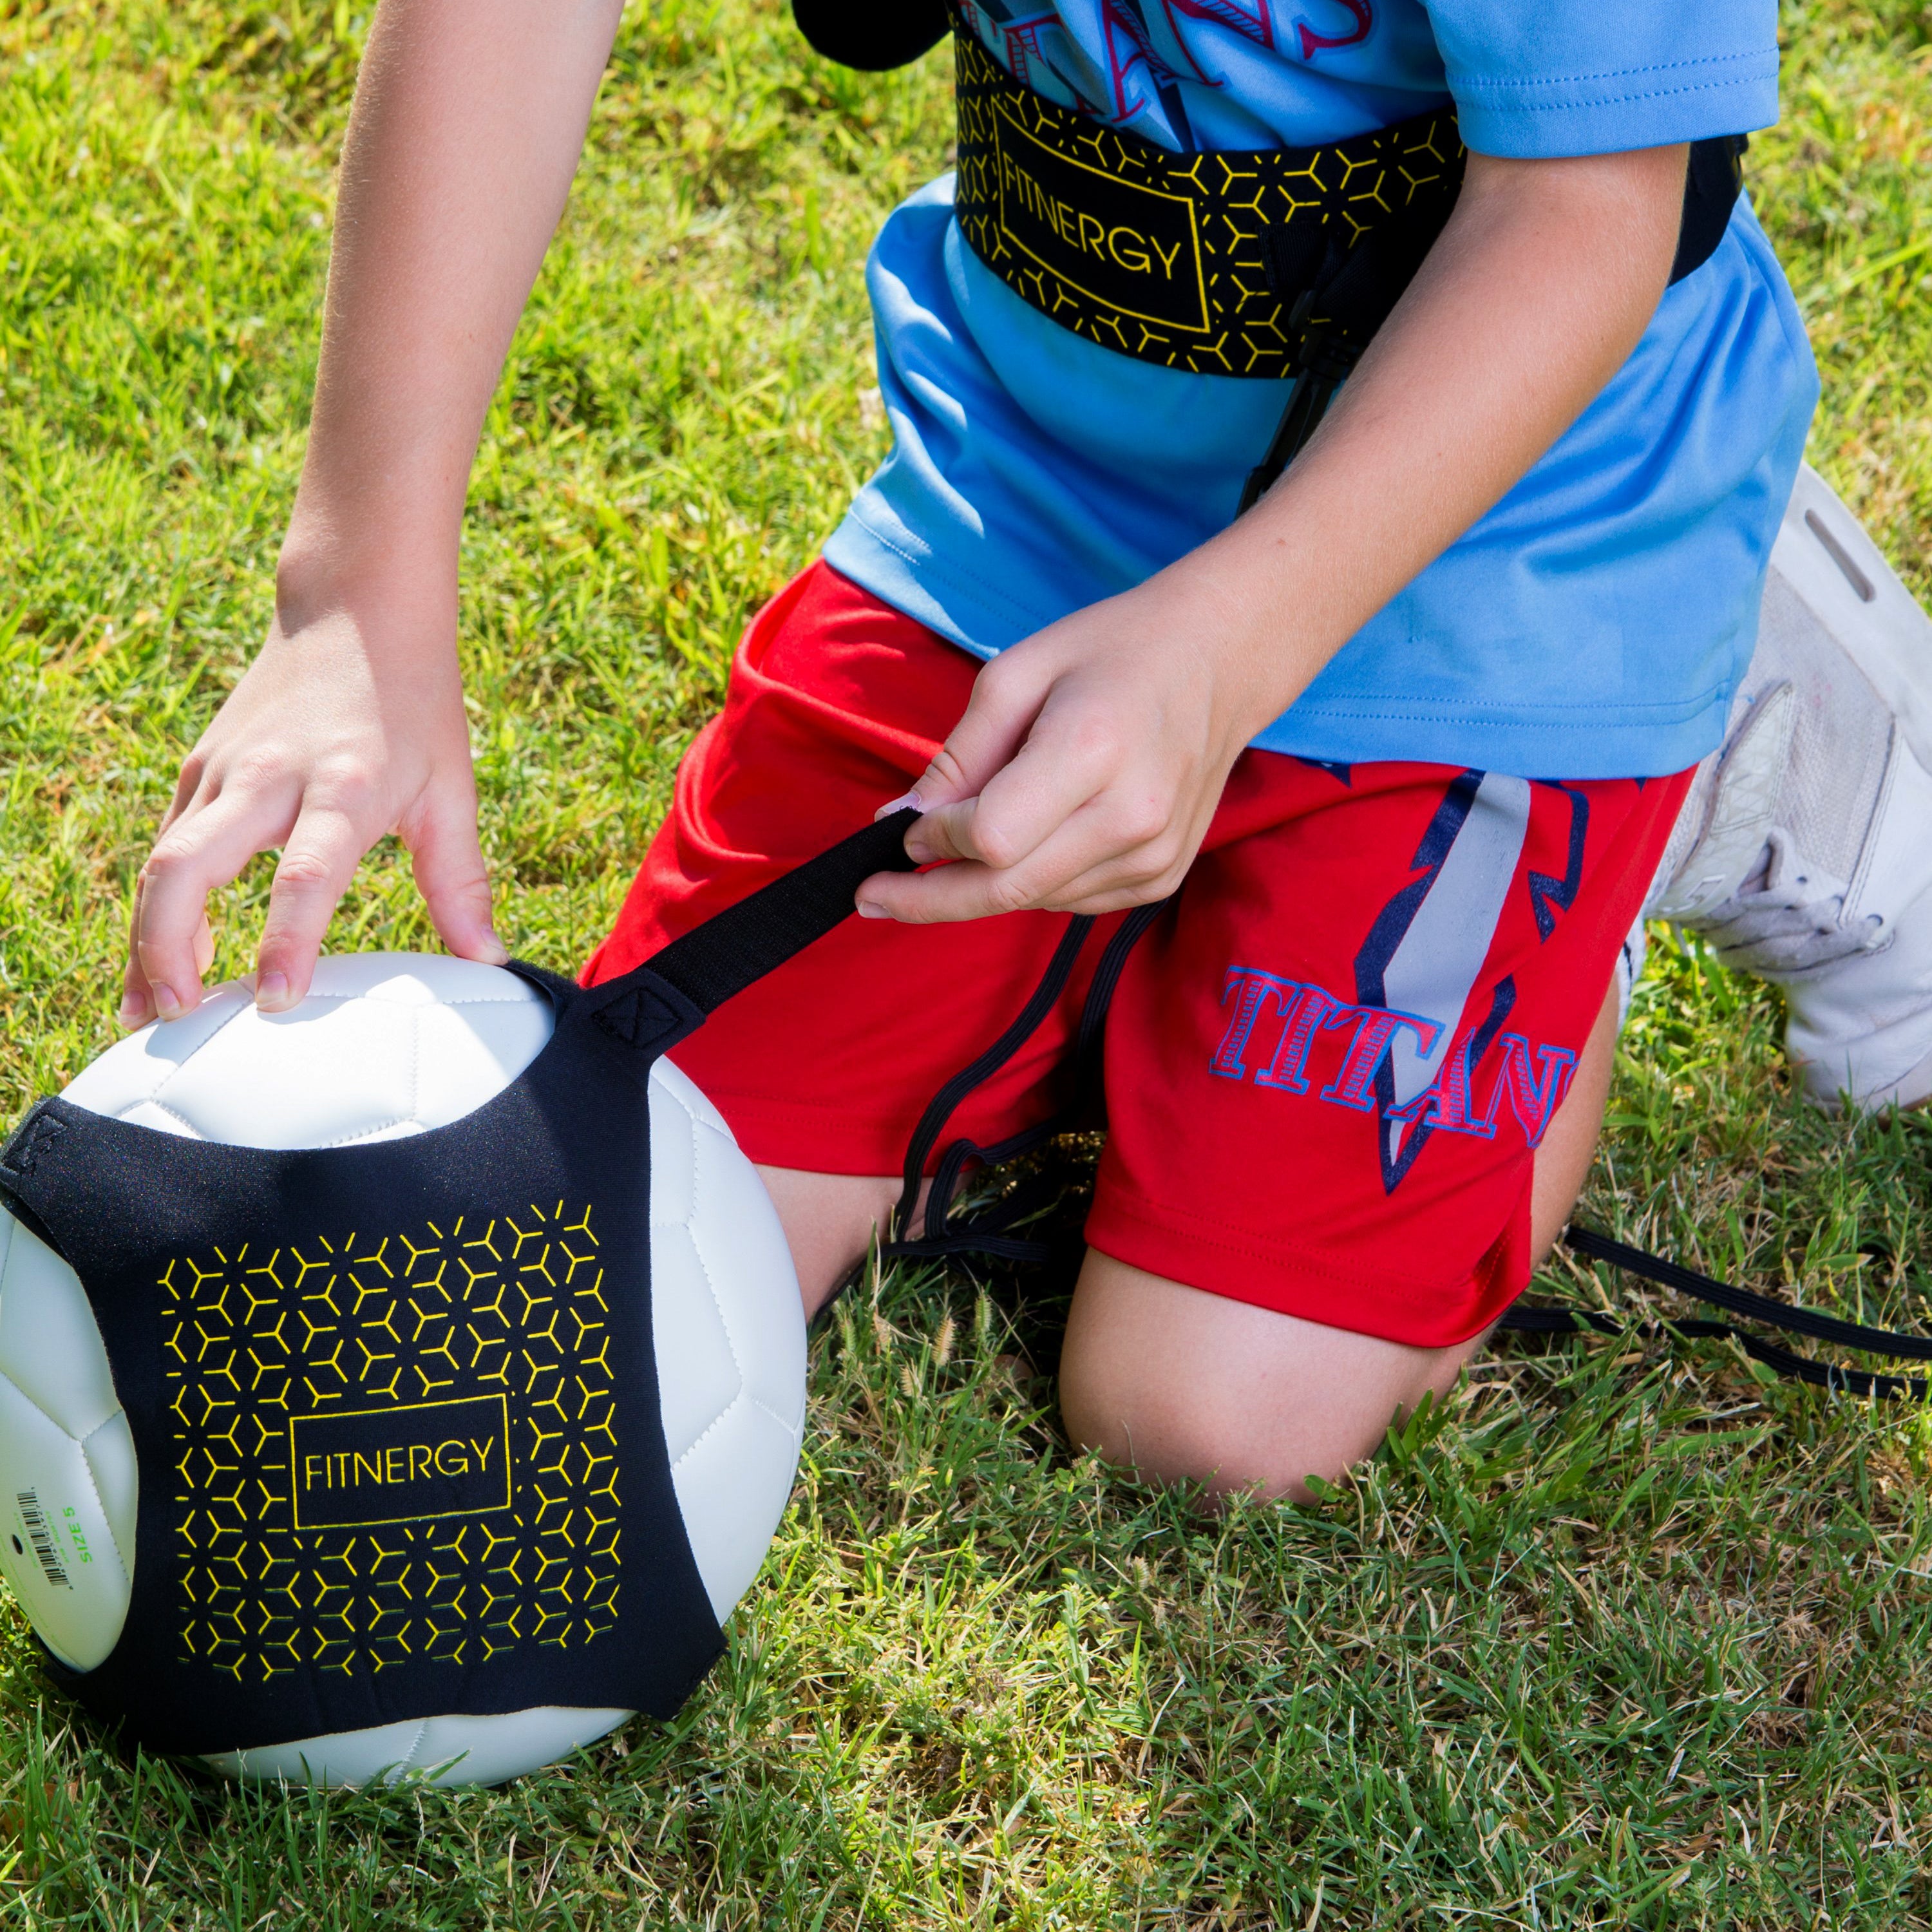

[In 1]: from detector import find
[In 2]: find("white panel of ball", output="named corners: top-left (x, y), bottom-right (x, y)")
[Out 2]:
top-left (649, 1059), bottom-right (808, 1622)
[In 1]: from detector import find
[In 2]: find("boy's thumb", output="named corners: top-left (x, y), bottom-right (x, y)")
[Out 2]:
top-left (874, 658), bottom-right (1045, 822)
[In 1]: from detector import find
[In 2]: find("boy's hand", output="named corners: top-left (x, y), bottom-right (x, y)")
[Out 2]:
top-left (120, 587), bottom-right (499, 1027)
top-left (857, 562), bottom-right (1273, 920)
top-left (118, 0), bottom-right (622, 1022)
top-left (858, 141), bottom-right (1691, 924)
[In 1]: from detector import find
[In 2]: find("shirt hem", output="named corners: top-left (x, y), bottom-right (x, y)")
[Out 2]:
top-left (1457, 49), bottom-right (1771, 89)
top-left (825, 516), bottom-right (1734, 779)
top-left (1458, 88), bottom-right (1779, 158)
top-left (824, 511), bottom-right (1005, 658)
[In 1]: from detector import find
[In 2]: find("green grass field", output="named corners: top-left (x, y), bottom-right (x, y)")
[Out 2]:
top-left (3, 0), bottom-right (1932, 1923)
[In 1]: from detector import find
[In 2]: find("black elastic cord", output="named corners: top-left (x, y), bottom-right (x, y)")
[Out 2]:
top-left (889, 907), bottom-right (1168, 1264)
top-left (1671, 135), bottom-right (1748, 284)
top-left (635, 810), bottom-right (920, 1016)
top-left (884, 896), bottom-right (1175, 1266)
top-left (891, 1148), bottom-right (1068, 1264)
top-left (1236, 334), bottom-right (1356, 514)
top-left (1502, 1223), bottom-right (1932, 1400)
top-left (1562, 1224), bottom-right (1932, 1361)
top-left (887, 914), bottom-right (1095, 1245)
top-left (1071, 898), bottom-right (1173, 1084)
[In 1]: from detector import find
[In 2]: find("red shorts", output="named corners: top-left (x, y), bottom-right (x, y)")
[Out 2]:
top-left (586, 564), bottom-right (1692, 1348)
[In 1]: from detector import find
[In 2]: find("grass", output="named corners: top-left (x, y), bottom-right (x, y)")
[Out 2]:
top-left (1, 0), bottom-right (1931, 1923)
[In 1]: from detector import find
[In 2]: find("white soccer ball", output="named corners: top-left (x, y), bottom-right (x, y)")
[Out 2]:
top-left (0, 954), bottom-right (805, 1786)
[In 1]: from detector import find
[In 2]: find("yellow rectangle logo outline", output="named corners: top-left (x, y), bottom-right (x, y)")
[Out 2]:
top-left (289, 1393), bottom-right (513, 1531)
top-left (989, 99), bottom-right (1209, 336)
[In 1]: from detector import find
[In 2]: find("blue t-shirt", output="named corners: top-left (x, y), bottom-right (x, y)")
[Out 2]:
top-left (821, 0), bottom-right (1819, 779)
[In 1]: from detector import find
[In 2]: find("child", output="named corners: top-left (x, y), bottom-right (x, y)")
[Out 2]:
top-left (122, 0), bottom-right (1833, 1500)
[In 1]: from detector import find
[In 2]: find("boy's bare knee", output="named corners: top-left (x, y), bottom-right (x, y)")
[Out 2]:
top-left (754, 1165), bottom-right (929, 1317)
top-left (1057, 1251), bottom-right (1479, 1505)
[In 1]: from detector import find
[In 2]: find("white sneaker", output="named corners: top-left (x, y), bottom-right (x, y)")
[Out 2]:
top-left (1646, 464), bottom-right (1932, 1112)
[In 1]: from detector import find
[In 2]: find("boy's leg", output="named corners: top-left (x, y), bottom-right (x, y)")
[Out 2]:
top-left (1057, 980), bottom-right (1620, 1502)
top-left (754, 1167), bottom-right (920, 1314)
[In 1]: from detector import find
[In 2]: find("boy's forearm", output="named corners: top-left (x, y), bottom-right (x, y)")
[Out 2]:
top-left (279, 0), bottom-right (624, 622)
top-left (1173, 144), bottom-right (1691, 735)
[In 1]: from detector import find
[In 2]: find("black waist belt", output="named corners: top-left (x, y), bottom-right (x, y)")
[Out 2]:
top-left (953, 27), bottom-right (1463, 384)
top-left (948, 19), bottom-right (1745, 507)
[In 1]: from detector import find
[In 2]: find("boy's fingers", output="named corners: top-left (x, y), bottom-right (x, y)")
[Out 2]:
top-left (120, 868), bottom-right (157, 1026)
top-left (862, 759), bottom-right (1198, 922)
top-left (123, 912), bottom-right (218, 1027)
top-left (906, 791), bottom-right (1065, 872)
top-left (905, 714), bottom-right (1108, 872)
top-left (132, 793), bottom-right (292, 1021)
top-left (858, 856), bottom-right (1063, 923)
top-left (407, 791), bottom-right (506, 965)
top-left (900, 795), bottom-right (983, 864)
top-left (253, 808), bottom-right (367, 1011)
top-left (1028, 846), bottom-right (1190, 914)
top-left (157, 749), bottom-right (211, 836)
top-left (862, 804), bottom-right (1121, 922)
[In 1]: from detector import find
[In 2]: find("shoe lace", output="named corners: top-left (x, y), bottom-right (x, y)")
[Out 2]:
top-left (1698, 828), bottom-right (1886, 974)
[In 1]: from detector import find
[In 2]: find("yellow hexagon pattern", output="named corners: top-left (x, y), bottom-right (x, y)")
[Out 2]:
top-left (160, 1202), bottom-right (621, 1683)
top-left (952, 30), bottom-right (1462, 381)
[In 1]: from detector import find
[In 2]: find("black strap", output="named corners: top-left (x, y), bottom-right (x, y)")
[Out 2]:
top-left (1505, 1223), bottom-right (1932, 1401)
top-left (632, 810), bottom-right (920, 1017)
